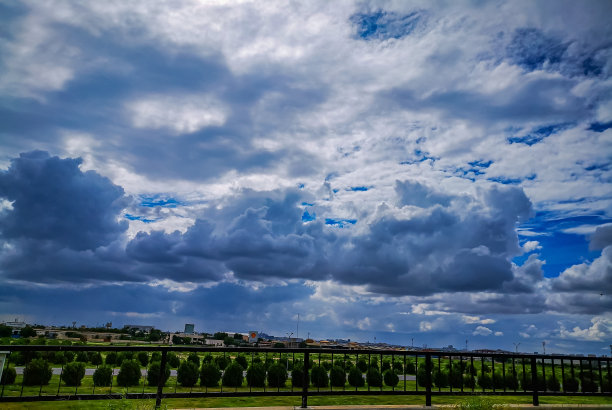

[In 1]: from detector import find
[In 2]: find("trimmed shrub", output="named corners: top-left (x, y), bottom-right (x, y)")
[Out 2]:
top-left (147, 361), bottom-right (170, 386)
top-left (267, 363), bottom-right (288, 388)
top-left (137, 352), bottom-right (149, 367)
top-left (449, 368), bottom-right (463, 388)
top-left (322, 360), bottom-right (332, 371)
top-left (215, 355), bottom-right (229, 370)
top-left (505, 372), bottom-right (519, 390)
top-left (200, 363), bottom-right (221, 387)
top-left (463, 374), bottom-right (476, 389)
top-left (466, 363), bottom-right (477, 376)
top-left (151, 352), bottom-right (161, 363)
top-left (520, 372), bottom-right (545, 391)
top-left (93, 365), bottom-right (112, 387)
top-left (76, 352), bottom-right (89, 363)
top-left (187, 352), bottom-right (200, 368)
top-left (356, 358), bottom-right (368, 373)
top-left (433, 369), bottom-right (449, 388)
top-left (105, 352), bottom-right (118, 366)
top-left (63, 362), bottom-right (86, 386)
top-left (581, 376), bottom-right (598, 393)
top-left (246, 362), bottom-right (266, 387)
top-left (478, 373), bottom-right (492, 389)
top-left (562, 375), bottom-right (579, 392)
top-left (222, 362), bottom-right (244, 387)
top-left (167, 352), bottom-right (180, 368)
top-left (601, 374), bottom-right (611, 393)
top-left (366, 367), bottom-right (382, 387)
top-left (381, 359), bottom-right (391, 372)
top-left (116, 352), bottom-right (133, 367)
top-left (53, 352), bottom-right (66, 365)
top-left (177, 361), bottom-right (199, 387)
top-left (492, 372), bottom-right (505, 389)
top-left (90, 352), bottom-right (103, 366)
top-left (333, 359), bottom-right (346, 369)
top-left (330, 365), bottom-right (346, 387)
top-left (405, 360), bottom-right (416, 375)
top-left (117, 360), bottom-right (142, 387)
top-left (369, 358), bottom-right (379, 370)
top-left (23, 359), bottom-right (52, 386)
top-left (64, 351), bottom-right (75, 363)
top-left (235, 355), bottom-right (248, 370)
top-left (417, 366), bottom-right (431, 387)
top-left (291, 363), bottom-right (308, 388)
top-left (384, 369), bottom-right (399, 387)
top-left (310, 365), bottom-right (328, 388)
top-left (392, 361), bottom-right (403, 374)
top-left (348, 366), bottom-right (365, 387)
top-left (1, 366), bottom-right (16, 385)
top-left (546, 375), bottom-right (560, 391)
top-left (202, 354), bottom-right (214, 364)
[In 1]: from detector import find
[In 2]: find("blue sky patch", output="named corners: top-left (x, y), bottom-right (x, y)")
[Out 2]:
top-left (124, 213), bottom-right (155, 223)
top-left (506, 28), bottom-right (567, 71)
top-left (325, 218), bottom-right (357, 228)
top-left (349, 186), bottom-right (370, 192)
top-left (302, 210), bottom-right (316, 222)
top-left (351, 10), bottom-right (422, 41)
top-left (588, 121), bottom-right (612, 132)
top-left (139, 195), bottom-right (182, 208)
top-left (507, 123), bottom-right (572, 146)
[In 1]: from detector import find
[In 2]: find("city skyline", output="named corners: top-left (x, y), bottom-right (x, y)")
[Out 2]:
top-left (0, 1), bottom-right (611, 356)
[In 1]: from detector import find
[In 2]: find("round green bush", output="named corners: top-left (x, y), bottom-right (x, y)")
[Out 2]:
top-left (76, 352), bottom-right (89, 363)
top-left (200, 363), bottom-right (221, 387)
top-left (215, 355), bottom-right (229, 370)
top-left (147, 361), bottom-right (170, 386)
top-left (383, 369), bottom-right (399, 387)
top-left (433, 369), bottom-right (449, 388)
top-left (235, 355), bottom-right (248, 370)
top-left (478, 373), bottom-right (492, 389)
top-left (105, 352), bottom-right (118, 366)
top-left (330, 365), bottom-right (346, 387)
top-left (64, 351), bottom-right (75, 363)
top-left (222, 362), bottom-right (244, 387)
top-left (53, 352), bottom-right (66, 365)
top-left (416, 366), bottom-right (430, 387)
top-left (90, 352), bottom-right (103, 366)
top-left (291, 363), bottom-right (308, 387)
top-left (520, 372), bottom-right (545, 391)
top-left (63, 361), bottom-right (86, 386)
top-left (505, 372), bottom-right (519, 390)
top-left (151, 352), bottom-right (161, 363)
top-left (333, 359), bottom-right (346, 369)
top-left (546, 375), bottom-right (560, 391)
top-left (116, 352), bottom-right (133, 367)
top-left (492, 372), bottom-right (505, 389)
top-left (581, 377), bottom-right (598, 393)
top-left (187, 352), bottom-right (200, 367)
top-left (322, 361), bottom-right (332, 371)
top-left (405, 360), bottom-right (416, 375)
top-left (311, 365), bottom-right (328, 388)
top-left (449, 368), bottom-right (463, 388)
top-left (9, 352), bottom-right (25, 366)
top-left (246, 362), bottom-right (266, 387)
top-left (356, 358), bottom-right (368, 373)
top-left (177, 360), bottom-right (199, 387)
top-left (348, 366), bottom-right (365, 387)
top-left (366, 367), bottom-right (382, 387)
top-left (137, 352), bottom-right (149, 367)
top-left (1, 366), bottom-right (16, 385)
top-left (392, 361), bottom-right (403, 373)
top-left (267, 363), bottom-right (288, 388)
top-left (93, 365), bottom-right (112, 387)
top-left (117, 359), bottom-right (142, 387)
top-left (381, 360), bottom-right (391, 372)
top-left (167, 352), bottom-right (180, 368)
top-left (23, 359), bottom-right (52, 386)
top-left (202, 354), bottom-right (214, 364)
top-left (463, 374), bottom-right (476, 389)
top-left (369, 358), bottom-right (379, 370)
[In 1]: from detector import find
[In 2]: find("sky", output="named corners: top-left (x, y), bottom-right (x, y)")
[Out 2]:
top-left (0, 0), bottom-right (611, 355)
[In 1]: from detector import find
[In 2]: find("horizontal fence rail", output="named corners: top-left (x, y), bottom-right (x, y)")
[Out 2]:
top-left (0, 345), bottom-right (609, 408)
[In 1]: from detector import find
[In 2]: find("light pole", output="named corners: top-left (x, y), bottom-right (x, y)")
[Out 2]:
top-left (542, 341), bottom-right (546, 355)
top-left (513, 342), bottom-right (521, 353)
top-left (465, 339), bottom-right (468, 351)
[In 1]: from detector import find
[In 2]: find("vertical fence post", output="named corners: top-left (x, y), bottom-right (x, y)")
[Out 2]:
top-left (155, 349), bottom-right (167, 409)
top-left (425, 353), bottom-right (432, 407)
top-left (531, 356), bottom-right (539, 406)
top-left (301, 351), bottom-right (309, 408)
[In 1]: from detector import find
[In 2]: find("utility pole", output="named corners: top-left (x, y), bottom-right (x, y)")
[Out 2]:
top-left (513, 342), bottom-right (521, 353)
top-left (465, 339), bottom-right (468, 351)
top-left (297, 313), bottom-right (299, 340)
top-left (411, 337), bottom-right (414, 348)
top-left (542, 341), bottom-right (546, 355)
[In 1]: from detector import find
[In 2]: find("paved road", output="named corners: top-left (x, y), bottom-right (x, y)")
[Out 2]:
top-left (14, 367), bottom-right (416, 381)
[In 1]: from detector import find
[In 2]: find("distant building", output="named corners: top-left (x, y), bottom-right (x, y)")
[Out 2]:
top-left (123, 325), bottom-right (154, 333)
top-left (184, 324), bottom-right (195, 334)
top-left (1, 320), bottom-right (27, 337)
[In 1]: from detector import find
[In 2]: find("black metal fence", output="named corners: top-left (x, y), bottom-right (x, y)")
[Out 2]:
top-left (0, 345), bottom-right (610, 408)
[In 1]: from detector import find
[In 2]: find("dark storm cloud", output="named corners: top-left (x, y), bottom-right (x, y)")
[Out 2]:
top-left (0, 151), bottom-right (128, 250)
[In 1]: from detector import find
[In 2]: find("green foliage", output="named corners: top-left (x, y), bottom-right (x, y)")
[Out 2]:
top-left (433, 368), bottom-right (449, 388)
top-left (458, 396), bottom-right (494, 410)
top-left (383, 369), bottom-right (399, 387)
top-left (151, 352), bottom-right (161, 363)
top-left (246, 362), bottom-right (266, 387)
top-left (291, 363), bottom-right (308, 387)
top-left (369, 357), bottom-right (379, 370)
top-left (505, 372), bottom-right (519, 390)
top-left (449, 367), bottom-right (463, 388)
top-left (581, 376), bottom-right (599, 393)
top-left (322, 360), bottom-right (332, 371)
top-left (64, 351), bottom-right (75, 362)
top-left (117, 359), bottom-right (142, 387)
top-left (62, 361), bottom-right (86, 386)
top-left (1, 366), bottom-right (16, 385)
top-left (93, 365), bottom-right (112, 387)
top-left (215, 355), bottom-right (229, 370)
top-left (416, 366), bottom-right (430, 387)
top-left (167, 352), bottom-right (180, 368)
top-left (20, 326), bottom-right (36, 338)
top-left (213, 332), bottom-right (228, 340)
top-left (202, 354), bottom-right (214, 364)
top-left (405, 360), bottom-right (416, 374)
top-left (23, 359), bottom-right (52, 386)
top-left (187, 352), bottom-right (200, 367)
top-left (478, 373), bottom-right (492, 389)
top-left (392, 360), bottom-right (403, 373)
top-left (267, 363), bottom-right (288, 388)
top-left (9, 352), bottom-right (25, 366)
top-left (463, 373), bottom-right (476, 389)
top-left (235, 355), bottom-right (248, 370)
top-left (356, 358), bottom-right (368, 373)
top-left (222, 362), bottom-right (244, 387)
top-left (147, 329), bottom-right (162, 342)
top-left (137, 352), bottom-right (149, 367)
top-left (546, 375), bottom-right (560, 391)
top-left (520, 371), bottom-right (545, 391)
top-left (310, 365), bottom-right (328, 388)
top-left (0, 324), bottom-right (11, 338)
top-left (492, 371), bottom-right (505, 389)
top-left (117, 352), bottom-right (133, 367)
top-left (330, 365), bottom-right (346, 387)
top-left (563, 375), bottom-right (579, 392)
top-left (90, 352), bottom-right (103, 366)
top-left (147, 361), bottom-right (170, 386)
top-left (348, 366), bottom-right (365, 387)
top-left (381, 359), bottom-right (391, 372)
top-left (200, 363), bottom-right (221, 387)
top-left (366, 367), bottom-right (382, 387)
top-left (105, 351), bottom-right (118, 366)
top-left (177, 360), bottom-right (199, 387)
top-left (76, 351), bottom-right (89, 363)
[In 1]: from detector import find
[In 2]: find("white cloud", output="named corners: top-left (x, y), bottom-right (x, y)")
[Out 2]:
top-left (473, 326), bottom-right (493, 336)
top-left (522, 240), bottom-right (541, 253)
top-left (558, 317), bottom-right (612, 342)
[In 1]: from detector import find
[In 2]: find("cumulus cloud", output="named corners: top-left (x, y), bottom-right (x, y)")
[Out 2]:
top-left (558, 316), bottom-right (612, 342)
top-left (473, 326), bottom-right (493, 336)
